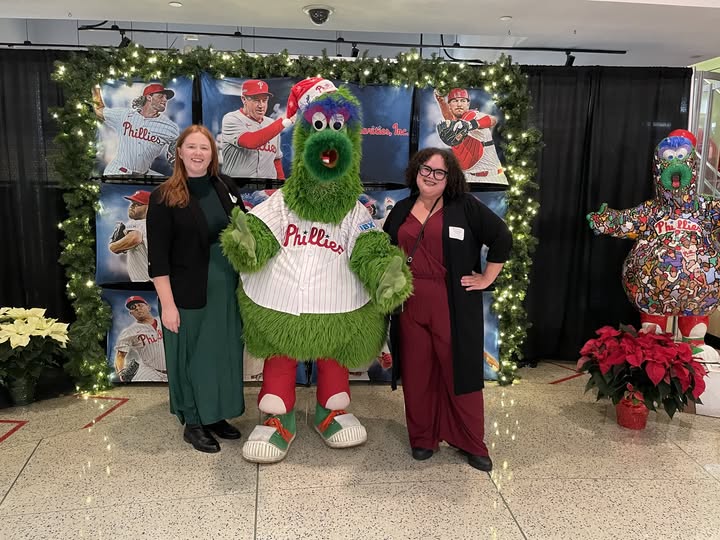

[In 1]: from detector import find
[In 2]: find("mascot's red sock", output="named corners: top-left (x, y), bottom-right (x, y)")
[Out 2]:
top-left (314, 358), bottom-right (366, 448)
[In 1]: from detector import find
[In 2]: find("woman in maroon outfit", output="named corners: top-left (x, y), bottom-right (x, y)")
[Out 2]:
top-left (383, 148), bottom-right (512, 471)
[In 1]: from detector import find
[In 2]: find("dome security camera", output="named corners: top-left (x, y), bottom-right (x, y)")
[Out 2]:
top-left (303, 5), bottom-right (333, 26)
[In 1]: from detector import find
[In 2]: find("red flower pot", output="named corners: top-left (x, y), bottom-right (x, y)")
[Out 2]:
top-left (615, 398), bottom-right (649, 430)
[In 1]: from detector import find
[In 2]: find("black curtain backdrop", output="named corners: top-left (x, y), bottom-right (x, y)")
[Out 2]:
top-left (0, 50), bottom-right (71, 321)
top-left (0, 52), bottom-right (692, 366)
top-left (0, 50), bottom-right (75, 404)
top-left (522, 66), bottom-right (692, 363)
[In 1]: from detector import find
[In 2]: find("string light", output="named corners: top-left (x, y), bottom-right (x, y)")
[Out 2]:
top-left (51, 46), bottom-right (538, 390)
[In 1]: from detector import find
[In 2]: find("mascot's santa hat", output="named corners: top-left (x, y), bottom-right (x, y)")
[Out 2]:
top-left (286, 77), bottom-right (338, 118)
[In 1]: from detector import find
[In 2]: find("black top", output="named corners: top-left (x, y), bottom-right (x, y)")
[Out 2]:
top-left (383, 193), bottom-right (513, 395)
top-left (146, 174), bottom-right (246, 309)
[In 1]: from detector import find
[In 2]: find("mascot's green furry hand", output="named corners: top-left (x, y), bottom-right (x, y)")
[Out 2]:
top-left (376, 256), bottom-right (408, 308)
top-left (229, 207), bottom-right (257, 265)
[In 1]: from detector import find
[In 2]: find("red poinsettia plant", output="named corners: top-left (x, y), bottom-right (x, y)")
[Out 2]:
top-left (577, 324), bottom-right (707, 418)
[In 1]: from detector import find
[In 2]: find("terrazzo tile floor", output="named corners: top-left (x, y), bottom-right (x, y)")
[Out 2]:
top-left (1, 362), bottom-right (719, 539)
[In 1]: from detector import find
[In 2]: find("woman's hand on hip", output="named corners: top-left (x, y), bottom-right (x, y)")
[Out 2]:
top-left (162, 305), bottom-right (181, 333)
top-left (461, 271), bottom-right (493, 291)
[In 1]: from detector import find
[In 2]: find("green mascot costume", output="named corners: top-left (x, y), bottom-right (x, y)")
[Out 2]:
top-left (222, 78), bottom-right (413, 463)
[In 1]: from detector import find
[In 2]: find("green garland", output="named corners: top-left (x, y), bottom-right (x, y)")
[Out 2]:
top-left (52, 45), bottom-right (541, 392)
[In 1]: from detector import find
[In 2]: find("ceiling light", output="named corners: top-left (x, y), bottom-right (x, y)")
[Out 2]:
top-left (499, 15), bottom-right (512, 21)
top-left (168, 1), bottom-right (183, 7)
top-left (184, 34), bottom-right (199, 41)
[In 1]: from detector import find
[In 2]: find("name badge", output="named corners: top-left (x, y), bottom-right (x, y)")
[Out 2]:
top-left (449, 226), bottom-right (465, 240)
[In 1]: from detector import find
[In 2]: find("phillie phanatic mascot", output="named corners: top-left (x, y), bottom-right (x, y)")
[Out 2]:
top-left (587, 129), bottom-right (720, 366)
top-left (221, 78), bottom-right (413, 463)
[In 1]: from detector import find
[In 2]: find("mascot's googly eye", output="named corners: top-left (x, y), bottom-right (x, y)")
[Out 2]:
top-left (676, 148), bottom-right (688, 160)
top-left (312, 111), bottom-right (327, 131)
top-left (662, 149), bottom-right (677, 160)
top-left (330, 114), bottom-right (345, 131)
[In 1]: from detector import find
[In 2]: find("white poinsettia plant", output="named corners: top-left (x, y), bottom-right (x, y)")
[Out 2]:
top-left (0, 307), bottom-right (69, 382)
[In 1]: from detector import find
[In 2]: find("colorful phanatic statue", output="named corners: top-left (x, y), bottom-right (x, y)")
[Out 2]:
top-left (587, 129), bottom-right (720, 364)
top-left (221, 78), bottom-right (413, 463)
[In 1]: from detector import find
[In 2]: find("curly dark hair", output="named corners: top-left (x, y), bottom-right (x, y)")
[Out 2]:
top-left (405, 147), bottom-right (468, 201)
top-left (131, 95), bottom-right (148, 112)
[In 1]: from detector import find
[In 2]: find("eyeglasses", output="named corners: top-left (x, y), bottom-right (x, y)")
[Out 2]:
top-left (418, 164), bottom-right (448, 181)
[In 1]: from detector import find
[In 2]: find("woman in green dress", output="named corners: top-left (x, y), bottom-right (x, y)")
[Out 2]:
top-left (147, 124), bottom-right (245, 453)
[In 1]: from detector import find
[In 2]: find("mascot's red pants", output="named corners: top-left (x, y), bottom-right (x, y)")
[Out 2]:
top-left (258, 356), bottom-right (350, 412)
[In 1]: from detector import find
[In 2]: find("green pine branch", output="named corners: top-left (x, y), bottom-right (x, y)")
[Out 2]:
top-left (52, 45), bottom-right (542, 391)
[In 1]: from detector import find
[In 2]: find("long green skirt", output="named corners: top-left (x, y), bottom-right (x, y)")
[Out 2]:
top-left (163, 243), bottom-right (245, 425)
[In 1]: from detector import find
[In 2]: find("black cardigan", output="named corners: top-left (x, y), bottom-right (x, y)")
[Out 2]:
top-left (383, 193), bottom-right (513, 395)
top-left (146, 174), bottom-right (246, 309)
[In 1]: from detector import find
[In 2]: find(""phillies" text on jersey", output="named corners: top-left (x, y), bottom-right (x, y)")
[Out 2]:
top-left (122, 122), bottom-right (163, 144)
top-left (257, 142), bottom-right (278, 153)
top-left (137, 331), bottom-right (163, 346)
top-left (283, 224), bottom-right (345, 254)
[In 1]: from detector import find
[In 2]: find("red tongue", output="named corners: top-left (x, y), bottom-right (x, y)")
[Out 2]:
top-left (321, 150), bottom-right (338, 168)
top-left (672, 175), bottom-right (680, 188)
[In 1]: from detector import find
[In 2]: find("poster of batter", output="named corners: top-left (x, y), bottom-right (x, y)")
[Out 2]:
top-left (102, 289), bottom-right (167, 384)
top-left (96, 182), bottom-right (155, 285)
top-left (201, 75), bottom-right (412, 184)
top-left (92, 77), bottom-right (192, 178)
top-left (417, 87), bottom-right (508, 187)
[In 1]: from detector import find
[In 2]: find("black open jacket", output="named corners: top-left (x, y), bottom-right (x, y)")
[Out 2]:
top-left (146, 174), bottom-right (246, 309)
top-left (383, 192), bottom-right (512, 395)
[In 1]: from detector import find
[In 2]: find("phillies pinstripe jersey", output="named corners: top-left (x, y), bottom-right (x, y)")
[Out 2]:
top-left (241, 190), bottom-right (377, 315)
top-left (220, 110), bottom-right (282, 179)
top-left (455, 110), bottom-right (508, 185)
top-left (102, 108), bottom-right (180, 175)
top-left (114, 318), bottom-right (166, 381)
top-left (124, 218), bottom-right (150, 282)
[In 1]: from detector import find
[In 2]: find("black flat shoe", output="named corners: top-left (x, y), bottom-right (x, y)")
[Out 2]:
top-left (411, 447), bottom-right (434, 461)
top-left (183, 424), bottom-right (220, 453)
top-left (467, 454), bottom-right (493, 472)
top-left (204, 419), bottom-right (242, 440)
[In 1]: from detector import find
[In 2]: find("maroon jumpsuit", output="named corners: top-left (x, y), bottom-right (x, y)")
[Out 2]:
top-left (397, 210), bottom-right (489, 456)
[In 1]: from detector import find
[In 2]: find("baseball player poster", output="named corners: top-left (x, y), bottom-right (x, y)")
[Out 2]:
top-left (96, 182), bottom-right (155, 285)
top-left (201, 75), bottom-right (296, 181)
top-left (101, 289), bottom-right (167, 384)
top-left (92, 78), bottom-right (192, 178)
top-left (417, 87), bottom-right (509, 187)
top-left (201, 75), bottom-right (412, 184)
top-left (473, 190), bottom-right (507, 380)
